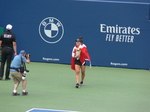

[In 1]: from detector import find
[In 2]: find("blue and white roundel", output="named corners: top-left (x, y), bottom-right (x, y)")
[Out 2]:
top-left (39, 17), bottom-right (64, 44)
top-left (44, 23), bottom-right (58, 38)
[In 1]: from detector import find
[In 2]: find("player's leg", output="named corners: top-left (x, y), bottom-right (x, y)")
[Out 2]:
top-left (80, 65), bottom-right (86, 85)
top-left (22, 79), bottom-right (28, 95)
top-left (75, 64), bottom-right (81, 88)
top-left (11, 72), bottom-right (21, 96)
top-left (0, 51), bottom-right (7, 79)
top-left (5, 51), bottom-right (13, 79)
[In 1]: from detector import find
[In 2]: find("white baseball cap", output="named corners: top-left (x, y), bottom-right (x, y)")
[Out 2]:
top-left (6, 24), bottom-right (13, 30)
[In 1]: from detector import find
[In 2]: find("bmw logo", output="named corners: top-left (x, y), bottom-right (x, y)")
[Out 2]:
top-left (39, 17), bottom-right (64, 44)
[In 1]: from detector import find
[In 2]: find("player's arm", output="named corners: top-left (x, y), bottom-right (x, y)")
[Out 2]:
top-left (25, 54), bottom-right (30, 63)
top-left (72, 47), bottom-right (79, 58)
top-left (13, 41), bottom-right (17, 56)
top-left (0, 40), bottom-right (2, 48)
top-left (0, 34), bottom-right (2, 48)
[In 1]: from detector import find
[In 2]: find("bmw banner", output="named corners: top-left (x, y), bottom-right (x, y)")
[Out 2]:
top-left (0, 0), bottom-right (150, 69)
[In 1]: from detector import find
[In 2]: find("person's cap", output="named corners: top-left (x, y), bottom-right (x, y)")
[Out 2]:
top-left (6, 24), bottom-right (13, 30)
top-left (20, 50), bottom-right (26, 55)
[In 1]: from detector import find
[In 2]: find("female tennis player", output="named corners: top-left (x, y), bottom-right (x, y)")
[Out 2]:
top-left (71, 36), bottom-right (91, 88)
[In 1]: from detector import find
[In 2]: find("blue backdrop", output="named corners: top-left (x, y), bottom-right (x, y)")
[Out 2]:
top-left (0, 0), bottom-right (150, 69)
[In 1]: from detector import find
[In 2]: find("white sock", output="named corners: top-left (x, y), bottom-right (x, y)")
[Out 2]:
top-left (13, 90), bottom-right (17, 93)
top-left (22, 90), bottom-right (26, 92)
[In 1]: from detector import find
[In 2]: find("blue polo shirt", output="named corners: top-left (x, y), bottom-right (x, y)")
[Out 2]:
top-left (10, 54), bottom-right (27, 72)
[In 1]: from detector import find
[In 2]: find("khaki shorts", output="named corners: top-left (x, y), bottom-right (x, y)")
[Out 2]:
top-left (11, 72), bottom-right (22, 83)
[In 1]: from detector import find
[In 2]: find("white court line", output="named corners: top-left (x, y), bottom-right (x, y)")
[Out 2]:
top-left (26, 108), bottom-right (80, 112)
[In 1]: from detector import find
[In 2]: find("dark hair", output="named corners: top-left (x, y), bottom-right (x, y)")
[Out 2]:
top-left (75, 36), bottom-right (83, 42)
top-left (7, 30), bottom-right (11, 32)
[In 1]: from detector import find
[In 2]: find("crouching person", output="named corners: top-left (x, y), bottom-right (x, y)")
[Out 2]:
top-left (10, 50), bottom-right (30, 96)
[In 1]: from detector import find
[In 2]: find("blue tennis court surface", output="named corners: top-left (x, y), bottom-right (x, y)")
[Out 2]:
top-left (26, 108), bottom-right (79, 112)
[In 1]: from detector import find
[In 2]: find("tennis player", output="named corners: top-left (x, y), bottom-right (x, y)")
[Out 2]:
top-left (71, 36), bottom-right (91, 88)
